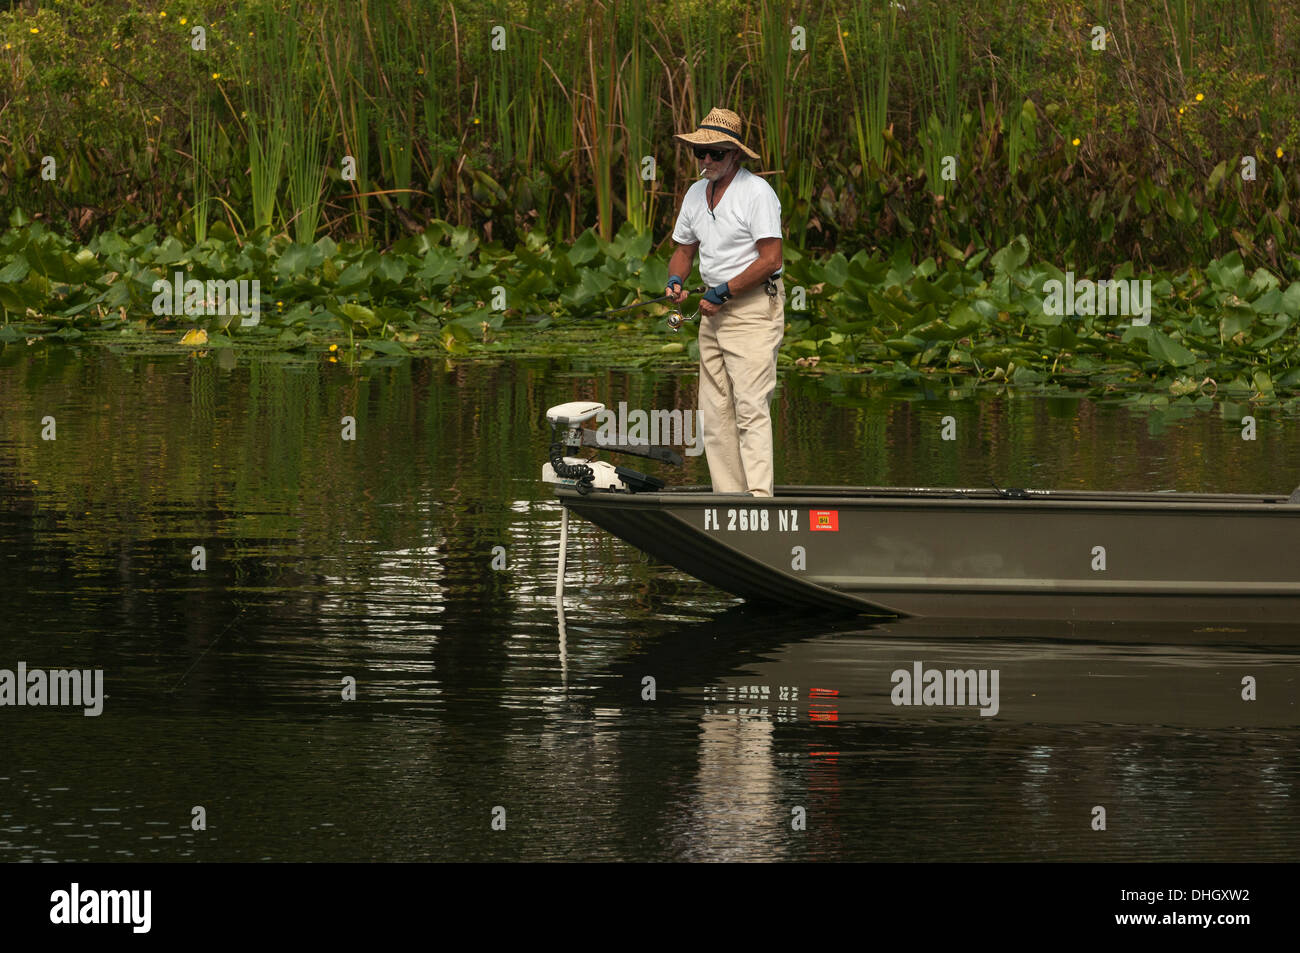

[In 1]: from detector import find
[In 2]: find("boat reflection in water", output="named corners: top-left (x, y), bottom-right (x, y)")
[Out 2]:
top-left (586, 606), bottom-right (1298, 861)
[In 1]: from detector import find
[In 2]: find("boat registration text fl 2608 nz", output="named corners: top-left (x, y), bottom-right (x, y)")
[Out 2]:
top-left (542, 401), bottom-right (1300, 624)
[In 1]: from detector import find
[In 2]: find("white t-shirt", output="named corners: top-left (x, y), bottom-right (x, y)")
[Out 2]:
top-left (671, 166), bottom-right (782, 287)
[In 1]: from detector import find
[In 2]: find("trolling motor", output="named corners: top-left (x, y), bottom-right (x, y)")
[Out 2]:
top-left (542, 401), bottom-right (681, 495)
top-left (544, 400), bottom-right (682, 620)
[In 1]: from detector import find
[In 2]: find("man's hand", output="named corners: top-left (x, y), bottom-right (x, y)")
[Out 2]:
top-left (699, 282), bottom-right (732, 316)
top-left (665, 275), bottom-right (688, 304)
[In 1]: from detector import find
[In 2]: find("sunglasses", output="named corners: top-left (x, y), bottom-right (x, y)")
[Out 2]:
top-left (692, 147), bottom-right (733, 161)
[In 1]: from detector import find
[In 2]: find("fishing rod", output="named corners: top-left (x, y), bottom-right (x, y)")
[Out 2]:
top-left (577, 286), bottom-right (706, 322)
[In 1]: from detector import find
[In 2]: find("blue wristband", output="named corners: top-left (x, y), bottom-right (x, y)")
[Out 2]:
top-left (703, 282), bottom-right (732, 305)
top-left (667, 274), bottom-right (683, 291)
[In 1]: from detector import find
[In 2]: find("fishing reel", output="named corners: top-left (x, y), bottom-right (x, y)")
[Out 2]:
top-left (666, 309), bottom-right (698, 332)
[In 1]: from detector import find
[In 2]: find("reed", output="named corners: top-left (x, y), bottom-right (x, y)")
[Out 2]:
top-left (761, 0), bottom-right (827, 245)
top-left (1165, 0), bottom-right (1191, 92)
top-left (916, 4), bottom-right (963, 198)
top-left (676, 1), bottom-right (735, 136)
top-left (1003, 31), bottom-right (1034, 179)
top-left (286, 88), bottom-right (329, 245)
top-left (189, 101), bottom-right (217, 244)
top-left (1241, 0), bottom-right (1272, 70)
top-left (837, 1), bottom-right (896, 176)
top-left (578, 2), bottom-right (617, 240)
top-left (418, 3), bottom-right (463, 227)
top-left (326, 20), bottom-right (372, 239)
top-left (618, 4), bottom-right (657, 235)
top-left (245, 103), bottom-right (287, 235)
top-left (7, 0), bottom-right (1300, 272)
top-left (484, 0), bottom-right (538, 170)
top-left (237, 2), bottom-right (298, 234)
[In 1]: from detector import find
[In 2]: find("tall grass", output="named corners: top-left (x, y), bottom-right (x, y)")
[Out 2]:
top-left (189, 101), bottom-right (217, 244)
top-left (246, 102), bottom-right (287, 234)
top-left (618, 4), bottom-right (657, 235)
top-left (579, 3), bottom-right (618, 240)
top-left (1003, 31), bottom-right (1034, 179)
top-left (917, 4), bottom-right (963, 198)
top-left (375, 7), bottom-right (416, 217)
top-left (1241, 0), bottom-right (1273, 70)
top-left (323, 22), bottom-right (372, 239)
top-left (418, 3), bottom-right (462, 228)
top-left (484, 0), bottom-right (556, 176)
top-left (8, 0), bottom-right (1300, 274)
top-left (838, 1), bottom-right (896, 176)
top-left (757, 0), bottom-right (824, 244)
top-left (238, 4), bottom-right (296, 234)
top-left (675, 2), bottom-right (736, 135)
top-left (286, 89), bottom-right (328, 244)
top-left (1165, 0), bottom-right (1191, 92)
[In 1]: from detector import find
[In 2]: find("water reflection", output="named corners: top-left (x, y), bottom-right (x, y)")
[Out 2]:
top-left (0, 349), bottom-right (1296, 861)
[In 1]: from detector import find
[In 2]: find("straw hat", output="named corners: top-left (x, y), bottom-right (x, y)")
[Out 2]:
top-left (673, 107), bottom-right (760, 160)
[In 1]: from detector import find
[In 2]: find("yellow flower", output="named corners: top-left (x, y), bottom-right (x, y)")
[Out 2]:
top-left (843, 31), bottom-right (849, 37)
top-left (152, 114), bottom-right (161, 122)
top-left (1178, 107), bottom-right (1185, 114)
top-left (417, 67), bottom-right (425, 75)
top-left (30, 27), bottom-right (39, 34)
top-left (1195, 92), bottom-right (1204, 101)
top-left (329, 343), bottom-right (339, 352)
top-left (3, 43), bottom-right (10, 50)
top-left (473, 117), bottom-right (481, 124)
top-left (180, 17), bottom-right (187, 25)
top-left (1278, 147), bottom-right (1285, 158)
top-left (1071, 137), bottom-right (1080, 146)
top-left (248, 30), bottom-right (254, 37)
top-left (159, 11), bottom-right (166, 17)
top-left (211, 72), bottom-right (221, 79)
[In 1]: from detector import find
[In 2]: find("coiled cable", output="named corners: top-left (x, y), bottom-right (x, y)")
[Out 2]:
top-left (550, 441), bottom-right (594, 495)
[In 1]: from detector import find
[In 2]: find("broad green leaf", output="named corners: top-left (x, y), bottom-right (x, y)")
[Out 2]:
top-left (340, 303), bottom-right (377, 327)
top-left (568, 229), bottom-right (601, 266)
top-left (0, 258), bottom-right (30, 283)
top-left (1147, 329), bottom-right (1197, 366)
top-left (990, 235), bottom-right (1029, 277)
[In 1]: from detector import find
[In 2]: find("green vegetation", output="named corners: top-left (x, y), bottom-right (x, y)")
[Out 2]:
top-left (2, 213), bottom-right (1299, 410)
top-left (2, 0), bottom-right (1297, 266)
top-left (1, 0), bottom-right (1298, 405)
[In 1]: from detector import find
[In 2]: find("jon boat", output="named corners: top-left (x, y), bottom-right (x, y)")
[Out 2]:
top-left (543, 401), bottom-right (1300, 623)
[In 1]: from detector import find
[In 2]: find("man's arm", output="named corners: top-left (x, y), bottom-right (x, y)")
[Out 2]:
top-left (719, 237), bottom-right (783, 297)
top-left (665, 241), bottom-right (698, 303)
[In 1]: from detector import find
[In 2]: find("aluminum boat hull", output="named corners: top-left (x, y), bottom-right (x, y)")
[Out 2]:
top-left (555, 484), bottom-right (1300, 622)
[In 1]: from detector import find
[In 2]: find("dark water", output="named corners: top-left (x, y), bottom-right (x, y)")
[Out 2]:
top-left (1, 347), bottom-right (1297, 861)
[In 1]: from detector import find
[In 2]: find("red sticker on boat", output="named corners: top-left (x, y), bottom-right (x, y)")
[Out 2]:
top-left (809, 509), bottom-right (839, 531)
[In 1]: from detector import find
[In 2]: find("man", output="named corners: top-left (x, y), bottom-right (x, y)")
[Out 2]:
top-left (665, 107), bottom-right (785, 497)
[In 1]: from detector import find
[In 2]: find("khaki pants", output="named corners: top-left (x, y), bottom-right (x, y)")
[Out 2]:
top-left (696, 278), bottom-right (785, 496)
